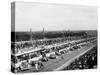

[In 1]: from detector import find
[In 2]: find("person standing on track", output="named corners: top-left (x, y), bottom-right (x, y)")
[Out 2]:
top-left (35, 61), bottom-right (39, 71)
top-left (61, 54), bottom-right (64, 60)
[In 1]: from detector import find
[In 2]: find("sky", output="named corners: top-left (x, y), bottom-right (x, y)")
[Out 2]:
top-left (14, 2), bottom-right (98, 31)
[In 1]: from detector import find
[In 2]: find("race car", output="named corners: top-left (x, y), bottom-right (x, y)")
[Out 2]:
top-left (49, 54), bottom-right (56, 59)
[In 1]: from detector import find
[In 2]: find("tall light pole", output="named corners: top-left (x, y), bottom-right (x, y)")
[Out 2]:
top-left (68, 29), bottom-right (70, 41)
top-left (30, 28), bottom-right (32, 41)
top-left (42, 27), bottom-right (45, 40)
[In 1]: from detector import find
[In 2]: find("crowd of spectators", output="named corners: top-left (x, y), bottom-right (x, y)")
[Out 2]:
top-left (63, 45), bottom-right (97, 70)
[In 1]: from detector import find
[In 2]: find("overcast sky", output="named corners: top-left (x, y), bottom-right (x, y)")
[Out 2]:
top-left (15, 2), bottom-right (98, 31)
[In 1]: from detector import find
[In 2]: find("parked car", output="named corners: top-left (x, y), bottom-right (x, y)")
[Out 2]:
top-left (72, 46), bottom-right (79, 49)
top-left (69, 47), bottom-right (74, 51)
top-left (60, 51), bottom-right (65, 54)
top-left (18, 61), bottom-right (30, 71)
top-left (49, 54), bottom-right (56, 59)
top-left (55, 51), bottom-right (62, 56)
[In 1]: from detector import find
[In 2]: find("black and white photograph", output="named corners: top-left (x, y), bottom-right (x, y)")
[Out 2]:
top-left (11, 2), bottom-right (98, 73)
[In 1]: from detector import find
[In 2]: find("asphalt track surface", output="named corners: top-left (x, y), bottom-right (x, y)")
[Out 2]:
top-left (20, 40), bottom-right (97, 73)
